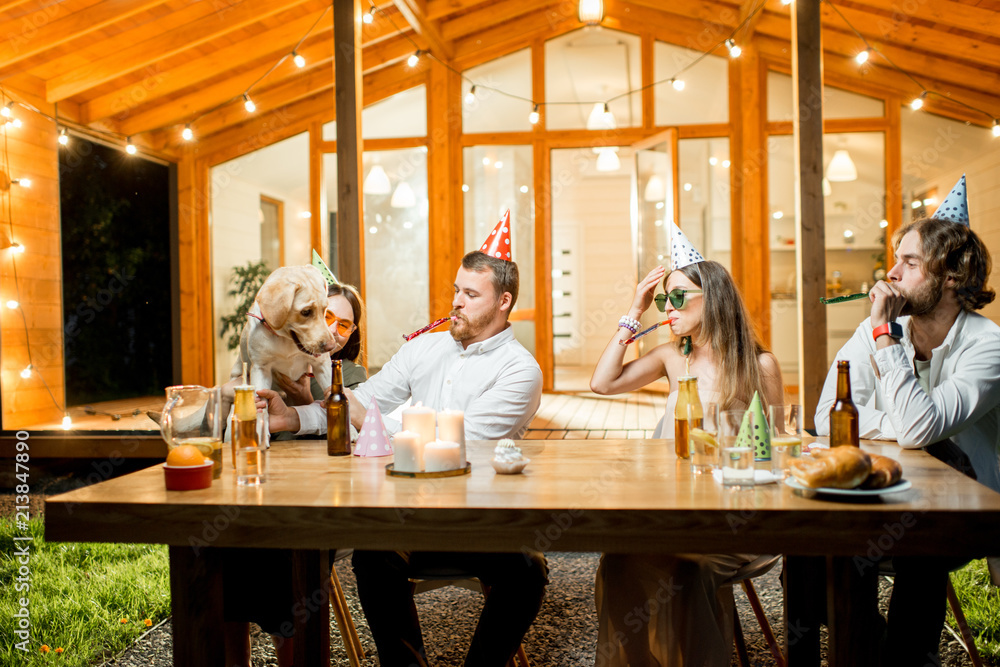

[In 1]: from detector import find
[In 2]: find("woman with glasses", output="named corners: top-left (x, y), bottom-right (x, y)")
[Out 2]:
top-left (590, 259), bottom-right (783, 667)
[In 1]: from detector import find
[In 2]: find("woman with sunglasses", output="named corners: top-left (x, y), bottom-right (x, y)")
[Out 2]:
top-left (590, 260), bottom-right (783, 667)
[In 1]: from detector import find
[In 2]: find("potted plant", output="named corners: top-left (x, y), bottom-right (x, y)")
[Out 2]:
top-left (219, 260), bottom-right (270, 351)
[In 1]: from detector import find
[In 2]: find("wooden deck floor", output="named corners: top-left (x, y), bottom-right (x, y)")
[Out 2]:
top-left (525, 391), bottom-right (663, 440)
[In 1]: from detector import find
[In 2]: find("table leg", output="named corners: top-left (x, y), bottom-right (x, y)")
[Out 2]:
top-left (826, 555), bottom-right (880, 667)
top-left (292, 549), bottom-right (331, 667)
top-left (783, 555), bottom-right (823, 666)
top-left (169, 546), bottom-right (225, 667)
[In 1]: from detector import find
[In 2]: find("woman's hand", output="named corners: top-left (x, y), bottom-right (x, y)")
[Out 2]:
top-left (629, 265), bottom-right (666, 318)
top-left (255, 388), bottom-right (300, 433)
top-left (274, 370), bottom-right (314, 406)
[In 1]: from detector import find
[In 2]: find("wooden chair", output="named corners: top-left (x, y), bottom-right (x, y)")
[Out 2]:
top-left (731, 555), bottom-right (786, 667)
top-left (329, 553), bottom-right (364, 667)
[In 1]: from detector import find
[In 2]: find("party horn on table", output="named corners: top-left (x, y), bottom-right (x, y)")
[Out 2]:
top-left (403, 317), bottom-right (452, 341)
top-left (619, 320), bottom-right (670, 346)
top-left (820, 292), bottom-right (869, 304)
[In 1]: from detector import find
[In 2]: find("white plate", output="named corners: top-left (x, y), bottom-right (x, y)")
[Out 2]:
top-left (784, 477), bottom-right (912, 496)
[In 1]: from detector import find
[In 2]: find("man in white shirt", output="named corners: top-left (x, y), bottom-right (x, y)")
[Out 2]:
top-left (815, 215), bottom-right (999, 666)
top-left (261, 250), bottom-right (546, 667)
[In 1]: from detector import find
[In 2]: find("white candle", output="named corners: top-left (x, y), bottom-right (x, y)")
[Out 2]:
top-left (424, 440), bottom-right (461, 472)
top-left (402, 403), bottom-right (436, 447)
top-left (437, 409), bottom-right (466, 464)
top-left (392, 430), bottom-right (423, 472)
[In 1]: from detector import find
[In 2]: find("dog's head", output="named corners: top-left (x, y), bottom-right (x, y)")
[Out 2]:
top-left (256, 265), bottom-right (336, 356)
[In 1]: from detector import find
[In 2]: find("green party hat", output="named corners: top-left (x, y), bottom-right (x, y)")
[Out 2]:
top-left (735, 391), bottom-right (771, 460)
top-left (311, 249), bottom-right (339, 286)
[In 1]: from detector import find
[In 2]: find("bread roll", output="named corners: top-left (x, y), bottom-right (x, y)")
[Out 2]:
top-left (860, 453), bottom-right (903, 489)
top-left (790, 446), bottom-right (872, 489)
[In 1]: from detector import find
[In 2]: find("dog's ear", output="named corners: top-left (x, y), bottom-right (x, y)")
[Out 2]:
top-left (257, 269), bottom-right (299, 330)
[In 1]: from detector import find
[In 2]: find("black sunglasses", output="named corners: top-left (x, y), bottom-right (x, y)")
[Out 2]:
top-left (654, 288), bottom-right (703, 312)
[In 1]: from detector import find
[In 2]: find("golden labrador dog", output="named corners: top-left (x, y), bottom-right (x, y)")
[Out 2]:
top-left (231, 265), bottom-right (337, 396)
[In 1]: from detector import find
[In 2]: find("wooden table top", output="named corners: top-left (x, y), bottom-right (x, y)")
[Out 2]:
top-left (45, 439), bottom-right (1000, 556)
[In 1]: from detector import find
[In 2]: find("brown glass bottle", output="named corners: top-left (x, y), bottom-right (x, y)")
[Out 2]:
top-left (829, 360), bottom-right (860, 447)
top-left (327, 359), bottom-right (351, 456)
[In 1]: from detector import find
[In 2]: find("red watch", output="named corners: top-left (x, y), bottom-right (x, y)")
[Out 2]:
top-left (872, 321), bottom-right (903, 342)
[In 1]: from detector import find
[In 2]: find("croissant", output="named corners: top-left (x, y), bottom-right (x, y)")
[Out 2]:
top-left (790, 446), bottom-right (872, 489)
top-left (859, 453), bottom-right (903, 489)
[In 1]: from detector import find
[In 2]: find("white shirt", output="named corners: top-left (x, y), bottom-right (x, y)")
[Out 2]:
top-left (815, 310), bottom-right (1000, 492)
top-left (294, 327), bottom-right (542, 441)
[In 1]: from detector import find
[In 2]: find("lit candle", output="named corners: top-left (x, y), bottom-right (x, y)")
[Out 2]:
top-left (392, 430), bottom-right (423, 472)
top-left (437, 409), bottom-right (466, 464)
top-left (424, 440), bottom-right (461, 472)
top-left (402, 403), bottom-right (436, 447)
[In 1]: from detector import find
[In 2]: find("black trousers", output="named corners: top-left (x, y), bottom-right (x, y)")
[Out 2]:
top-left (352, 550), bottom-right (548, 667)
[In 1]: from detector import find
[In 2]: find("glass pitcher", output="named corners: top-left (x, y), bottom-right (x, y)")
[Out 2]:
top-left (161, 385), bottom-right (222, 478)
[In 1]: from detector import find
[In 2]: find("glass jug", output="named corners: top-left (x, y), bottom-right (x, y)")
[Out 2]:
top-left (161, 385), bottom-right (222, 478)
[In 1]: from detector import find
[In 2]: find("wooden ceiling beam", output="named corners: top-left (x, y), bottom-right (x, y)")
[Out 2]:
top-left (425, 0), bottom-right (490, 21)
top-left (451, 6), bottom-right (583, 70)
top-left (0, 0), bottom-right (166, 75)
top-left (839, 0), bottom-right (1000, 41)
top-left (45, 0), bottom-right (316, 102)
top-left (393, 0), bottom-right (453, 60)
top-left (438, 0), bottom-right (560, 42)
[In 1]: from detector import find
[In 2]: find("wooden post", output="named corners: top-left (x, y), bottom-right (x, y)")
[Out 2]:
top-left (308, 120), bottom-right (324, 261)
top-left (334, 0), bottom-right (365, 293)
top-left (885, 99), bottom-right (902, 266)
top-left (792, 0), bottom-right (827, 428)
top-left (532, 39), bottom-right (554, 391)
top-left (427, 62), bottom-right (462, 319)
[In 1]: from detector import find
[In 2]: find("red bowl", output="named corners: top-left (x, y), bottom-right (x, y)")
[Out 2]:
top-left (163, 461), bottom-right (214, 490)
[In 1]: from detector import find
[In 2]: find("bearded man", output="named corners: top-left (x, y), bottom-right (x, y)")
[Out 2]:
top-left (814, 215), bottom-right (1000, 666)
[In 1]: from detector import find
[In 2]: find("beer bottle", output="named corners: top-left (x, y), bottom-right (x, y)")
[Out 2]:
top-left (674, 376), bottom-right (702, 459)
top-left (829, 360), bottom-right (860, 447)
top-left (327, 359), bottom-right (351, 456)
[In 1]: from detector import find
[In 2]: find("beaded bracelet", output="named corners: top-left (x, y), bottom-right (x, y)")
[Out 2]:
top-left (618, 315), bottom-right (640, 334)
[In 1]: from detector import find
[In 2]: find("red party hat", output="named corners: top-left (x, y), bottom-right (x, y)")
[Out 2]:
top-left (479, 210), bottom-right (513, 261)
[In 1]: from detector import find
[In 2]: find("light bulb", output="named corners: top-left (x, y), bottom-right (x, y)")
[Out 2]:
top-left (993, 121), bottom-right (1000, 138)
top-left (20, 365), bottom-right (31, 379)
top-left (243, 94), bottom-right (256, 112)
top-left (10, 242), bottom-right (24, 253)
top-left (58, 128), bottom-right (69, 145)
top-left (879, 219), bottom-right (889, 228)
top-left (407, 51), bottom-right (420, 67)
top-left (672, 78), bottom-right (685, 91)
top-left (12, 178), bottom-right (30, 187)
top-left (0, 102), bottom-right (11, 117)
top-left (11, 117), bottom-right (21, 128)
top-left (363, 6), bottom-right (374, 23)
top-left (780, 0), bottom-right (793, 5)
top-left (62, 415), bottom-right (72, 430)
top-left (293, 51), bottom-right (305, 68)
top-left (709, 157), bottom-right (718, 166)
top-left (6, 299), bottom-right (18, 309)
top-left (528, 105), bottom-right (539, 125)
top-left (464, 85), bottom-right (477, 105)
top-left (855, 49), bottom-right (870, 65)
top-left (125, 138), bottom-right (137, 155)
top-left (726, 39), bottom-right (741, 58)
top-left (494, 161), bottom-right (503, 169)
top-left (461, 184), bottom-right (469, 192)
top-left (910, 93), bottom-right (925, 111)
top-left (182, 125), bottom-right (194, 141)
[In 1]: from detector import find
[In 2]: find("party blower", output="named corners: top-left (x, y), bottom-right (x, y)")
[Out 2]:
top-left (403, 317), bottom-right (453, 341)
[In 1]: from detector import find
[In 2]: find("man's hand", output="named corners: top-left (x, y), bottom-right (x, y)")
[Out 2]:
top-left (274, 370), bottom-right (313, 406)
top-left (256, 388), bottom-right (301, 433)
top-left (868, 280), bottom-right (906, 329)
top-left (322, 386), bottom-right (364, 430)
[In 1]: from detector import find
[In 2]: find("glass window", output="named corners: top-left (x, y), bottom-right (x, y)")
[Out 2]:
top-left (545, 28), bottom-right (642, 131)
top-left (362, 148), bottom-right (430, 369)
top-left (323, 85), bottom-right (427, 141)
top-left (678, 138), bottom-right (731, 271)
top-left (463, 145), bottom-right (534, 353)
top-left (210, 132), bottom-right (310, 382)
top-left (654, 42), bottom-right (728, 125)
top-left (462, 49), bottom-right (533, 134)
top-left (767, 71), bottom-right (884, 122)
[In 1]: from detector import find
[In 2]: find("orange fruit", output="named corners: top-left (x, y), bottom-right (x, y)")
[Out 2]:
top-left (166, 444), bottom-right (206, 467)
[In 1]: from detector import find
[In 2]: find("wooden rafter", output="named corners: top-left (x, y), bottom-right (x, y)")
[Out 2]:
top-left (45, 0), bottom-right (316, 102)
top-left (392, 0), bottom-right (453, 60)
top-left (842, 0), bottom-right (1000, 41)
top-left (426, 0), bottom-right (490, 21)
top-left (438, 0), bottom-right (561, 42)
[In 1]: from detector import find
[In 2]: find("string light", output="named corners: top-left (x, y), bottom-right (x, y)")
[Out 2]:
top-left (993, 120), bottom-right (1000, 138)
top-left (780, 0), bottom-right (793, 5)
top-left (910, 92), bottom-right (926, 111)
top-left (6, 300), bottom-right (19, 309)
top-left (182, 124), bottom-right (194, 141)
top-left (528, 105), bottom-right (539, 125)
top-left (243, 94), bottom-right (256, 112)
top-left (20, 365), bottom-right (32, 379)
top-left (11, 178), bottom-right (30, 187)
top-left (293, 51), bottom-right (306, 68)
top-left (671, 78), bottom-right (685, 91)
top-left (407, 50), bottom-right (421, 67)
top-left (62, 414), bottom-right (72, 430)
top-left (363, 5), bottom-right (375, 23)
top-left (464, 85), bottom-right (477, 105)
top-left (9, 242), bottom-right (24, 253)
top-left (125, 137), bottom-right (137, 154)
top-left (725, 39), bottom-right (742, 58)
top-left (0, 102), bottom-right (11, 117)
top-left (58, 127), bottom-right (69, 145)
top-left (855, 49), bottom-right (870, 65)
top-left (9, 117), bottom-right (21, 128)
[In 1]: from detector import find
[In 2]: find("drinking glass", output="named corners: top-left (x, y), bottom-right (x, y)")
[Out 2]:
top-left (235, 446), bottom-right (266, 486)
top-left (769, 404), bottom-right (803, 479)
top-left (689, 402), bottom-right (720, 474)
top-left (161, 385), bottom-right (223, 479)
top-left (720, 409), bottom-right (754, 488)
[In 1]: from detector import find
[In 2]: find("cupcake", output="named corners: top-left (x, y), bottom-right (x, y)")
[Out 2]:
top-left (491, 439), bottom-right (530, 474)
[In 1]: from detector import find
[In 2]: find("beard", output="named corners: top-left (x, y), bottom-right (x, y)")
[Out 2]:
top-left (449, 307), bottom-right (494, 342)
top-left (900, 277), bottom-right (943, 317)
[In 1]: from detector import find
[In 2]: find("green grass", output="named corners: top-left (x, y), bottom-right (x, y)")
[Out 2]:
top-left (0, 516), bottom-right (170, 666)
top-left (948, 559), bottom-right (1000, 663)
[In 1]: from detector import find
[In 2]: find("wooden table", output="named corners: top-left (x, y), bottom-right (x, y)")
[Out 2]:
top-left (46, 439), bottom-right (1000, 666)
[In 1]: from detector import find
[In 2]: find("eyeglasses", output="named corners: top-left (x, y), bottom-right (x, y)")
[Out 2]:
top-left (325, 311), bottom-right (356, 336)
top-left (654, 288), bottom-right (703, 312)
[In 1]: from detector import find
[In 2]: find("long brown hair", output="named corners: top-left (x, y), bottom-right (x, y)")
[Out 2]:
top-left (328, 283), bottom-right (365, 363)
top-left (666, 261), bottom-right (774, 410)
